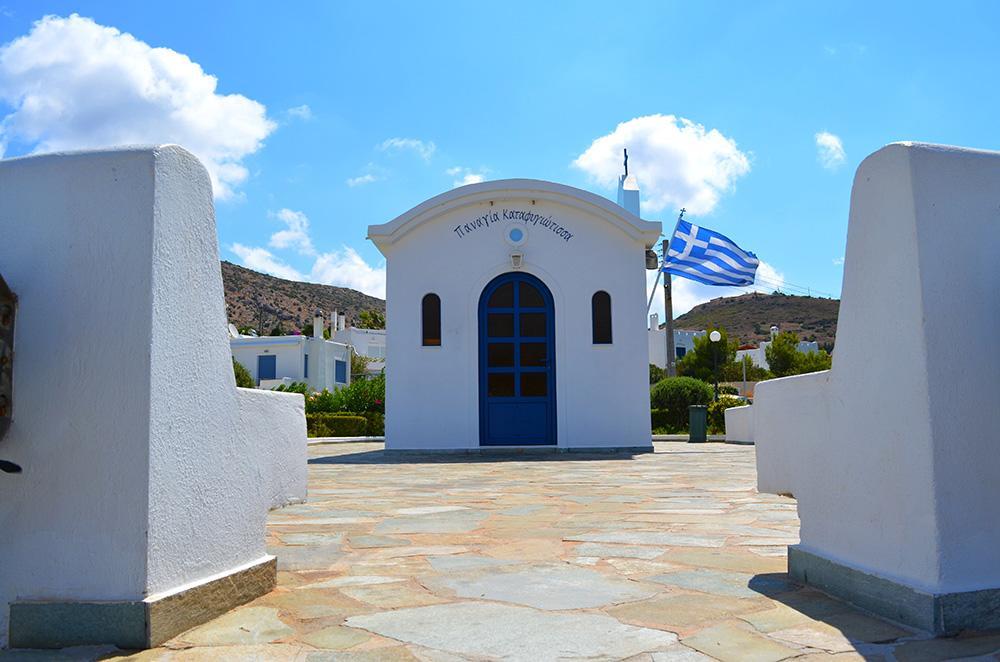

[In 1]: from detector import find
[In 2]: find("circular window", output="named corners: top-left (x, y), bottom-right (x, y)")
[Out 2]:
top-left (505, 225), bottom-right (528, 247)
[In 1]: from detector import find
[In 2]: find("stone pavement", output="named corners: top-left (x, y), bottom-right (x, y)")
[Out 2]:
top-left (9, 442), bottom-right (1000, 661)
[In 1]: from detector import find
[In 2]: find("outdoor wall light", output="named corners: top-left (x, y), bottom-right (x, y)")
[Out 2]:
top-left (510, 252), bottom-right (523, 269)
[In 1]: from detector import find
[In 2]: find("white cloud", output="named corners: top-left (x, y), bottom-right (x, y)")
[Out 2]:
top-left (286, 104), bottom-right (313, 120)
top-left (815, 131), bottom-right (846, 170)
top-left (230, 208), bottom-right (386, 298)
top-left (447, 166), bottom-right (488, 187)
top-left (378, 137), bottom-right (436, 161)
top-left (346, 173), bottom-right (377, 187)
top-left (573, 114), bottom-right (750, 215)
top-left (268, 208), bottom-right (314, 255)
top-left (310, 248), bottom-right (386, 299)
top-left (230, 244), bottom-right (305, 282)
top-left (0, 14), bottom-right (276, 199)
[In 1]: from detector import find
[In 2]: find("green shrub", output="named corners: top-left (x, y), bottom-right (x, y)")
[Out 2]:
top-left (708, 395), bottom-right (747, 434)
top-left (305, 373), bottom-right (385, 415)
top-left (272, 381), bottom-right (309, 394)
top-left (650, 377), bottom-right (713, 429)
top-left (649, 364), bottom-right (666, 385)
top-left (306, 413), bottom-right (368, 437)
top-left (650, 408), bottom-right (687, 434)
top-left (233, 358), bottom-right (254, 388)
top-left (719, 384), bottom-right (739, 396)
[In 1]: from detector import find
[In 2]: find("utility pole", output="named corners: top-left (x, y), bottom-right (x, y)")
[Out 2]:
top-left (663, 240), bottom-right (676, 377)
top-left (663, 208), bottom-right (684, 377)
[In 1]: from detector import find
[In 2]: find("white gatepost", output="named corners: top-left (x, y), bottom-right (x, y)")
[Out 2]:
top-left (754, 143), bottom-right (1000, 634)
top-left (0, 146), bottom-right (307, 649)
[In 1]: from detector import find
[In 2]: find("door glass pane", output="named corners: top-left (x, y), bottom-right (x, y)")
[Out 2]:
top-left (488, 313), bottom-right (514, 337)
top-left (520, 372), bottom-right (547, 397)
top-left (519, 312), bottom-right (546, 337)
top-left (519, 282), bottom-right (544, 307)
top-left (488, 283), bottom-right (514, 307)
top-left (488, 373), bottom-right (515, 396)
top-left (520, 343), bottom-right (547, 367)
top-left (488, 343), bottom-right (515, 367)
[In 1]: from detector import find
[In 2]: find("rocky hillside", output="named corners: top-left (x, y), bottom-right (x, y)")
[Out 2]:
top-left (221, 261), bottom-right (385, 333)
top-left (674, 292), bottom-right (840, 350)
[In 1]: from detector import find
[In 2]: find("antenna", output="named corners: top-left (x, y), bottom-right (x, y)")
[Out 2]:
top-left (623, 148), bottom-right (629, 177)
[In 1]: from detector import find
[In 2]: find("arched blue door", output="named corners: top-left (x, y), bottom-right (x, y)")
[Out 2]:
top-left (479, 272), bottom-right (556, 446)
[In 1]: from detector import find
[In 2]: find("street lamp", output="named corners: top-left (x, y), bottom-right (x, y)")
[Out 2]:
top-left (709, 330), bottom-right (722, 402)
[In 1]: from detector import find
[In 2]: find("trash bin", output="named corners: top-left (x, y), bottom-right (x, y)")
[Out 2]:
top-left (688, 405), bottom-right (707, 443)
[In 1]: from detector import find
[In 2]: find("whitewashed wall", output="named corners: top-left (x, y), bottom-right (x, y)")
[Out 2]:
top-left (370, 180), bottom-right (661, 450)
top-left (754, 143), bottom-right (1000, 595)
top-left (0, 146), bottom-right (306, 646)
top-left (231, 336), bottom-right (351, 391)
top-left (237, 388), bottom-right (307, 509)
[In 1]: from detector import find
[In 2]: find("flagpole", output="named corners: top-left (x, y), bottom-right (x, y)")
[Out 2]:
top-left (664, 208), bottom-right (685, 377)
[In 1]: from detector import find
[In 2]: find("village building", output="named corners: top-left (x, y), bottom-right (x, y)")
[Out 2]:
top-left (334, 325), bottom-right (386, 376)
top-left (647, 315), bottom-right (705, 368)
top-left (368, 174), bottom-right (660, 450)
top-left (230, 311), bottom-right (352, 390)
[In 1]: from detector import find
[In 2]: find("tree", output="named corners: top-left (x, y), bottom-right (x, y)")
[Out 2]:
top-left (649, 363), bottom-right (666, 385)
top-left (766, 331), bottom-right (834, 377)
top-left (764, 331), bottom-right (800, 377)
top-left (232, 358), bottom-right (254, 388)
top-left (351, 352), bottom-right (372, 378)
top-left (357, 310), bottom-right (385, 330)
top-left (269, 323), bottom-right (285, 336)
top-left (677, 327), bottom-right (737, 383)
top-left (721, 355), bottom-right (772, 382)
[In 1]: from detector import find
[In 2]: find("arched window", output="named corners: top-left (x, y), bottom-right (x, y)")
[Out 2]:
top-left (422, 293), bottom-right (441, 346)
top-left (592, 291), bottom-right (612, 344)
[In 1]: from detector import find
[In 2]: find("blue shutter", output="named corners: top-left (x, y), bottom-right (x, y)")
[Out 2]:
top-left (304, 354), bottom-right (309, 379)
top-left (257, 355), bottom-right (276, 382)
top-left (335, 359), bottom-right (347, 384)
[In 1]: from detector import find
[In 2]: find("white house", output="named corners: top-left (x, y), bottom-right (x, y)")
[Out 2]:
top-left (231, 311), bottom-right (352, 391)
top-left (647, 314), bottom-right (705, 368)
top-left (368, 176), bottom-right (661, 451)
top-left (334, 325), bottom-right (386, 376)
top-left (735, 326), bottom-right (819, 370)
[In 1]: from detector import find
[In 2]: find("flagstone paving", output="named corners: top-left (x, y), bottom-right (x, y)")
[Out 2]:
top-left (7, 441), bottom-right (1000, 661)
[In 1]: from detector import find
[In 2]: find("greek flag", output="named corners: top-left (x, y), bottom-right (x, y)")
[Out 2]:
top-left (663, 220), bottom-right (758, 286)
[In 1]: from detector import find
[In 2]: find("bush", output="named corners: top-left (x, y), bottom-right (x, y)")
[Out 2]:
top-left (650, 377), bottom-right (713, 429)
top-left (304, 373), bottom-right (385, 415)
top-left (649, 364), bottom-right (666, 385)
top-left (651, 408), bottom-right (686, 434)
top-left (272, 381), bottom-right (309, 394)
top-left (306, 413), bottom-right (368, 437)
top-left (708, 395), bottom-right (747, 434)
top-left (233, 358), bottom-right (254, 388)
top-left (719, 384), bottom-right (739, 396)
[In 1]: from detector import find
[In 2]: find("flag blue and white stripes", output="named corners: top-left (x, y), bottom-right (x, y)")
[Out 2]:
top-left (663, 220), bottom-right (759, 286)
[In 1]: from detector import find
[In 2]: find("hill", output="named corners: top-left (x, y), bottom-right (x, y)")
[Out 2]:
top-left (673, 292), bottom-right (840, 350)
top-left (221, 261), bottom-right (385, 334)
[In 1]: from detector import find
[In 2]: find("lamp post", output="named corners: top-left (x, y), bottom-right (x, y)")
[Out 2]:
top-left (709, 330), bottom-right (722, 402)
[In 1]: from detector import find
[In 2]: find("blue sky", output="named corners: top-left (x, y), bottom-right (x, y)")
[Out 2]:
top-left (1, 1), bottom-right (998, 315)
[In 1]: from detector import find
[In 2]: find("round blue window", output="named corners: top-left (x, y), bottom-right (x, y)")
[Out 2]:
top-left (509, 228), bottom-right (524, 242)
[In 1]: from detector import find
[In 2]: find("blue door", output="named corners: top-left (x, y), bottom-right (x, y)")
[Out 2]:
top-left (479, 272), bottom-right (556, 446)
top-left (257, 354), bottom-right (276, 383)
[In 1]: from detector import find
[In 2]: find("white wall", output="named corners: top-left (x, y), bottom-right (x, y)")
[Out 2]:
top-left (0, 146), bottom-right (306, 646)
top-left (754, 143), bottom-right (1000, 595)
top-left (723, 404), bottom-right (756, 444)
top-left (237, 388), bottom-right (307, 509)
top-left (371, 180), bottom-right (661, 450)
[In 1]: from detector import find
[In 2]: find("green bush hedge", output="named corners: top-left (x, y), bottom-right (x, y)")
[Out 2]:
top-left (305, 373), bottom-right (385, 415)
top-left (650, 377), bottom-right (713, 429)
top-left (307, 414), bottom-right (368, 438)
top-left (233, 358), bottom-right (254, 388)
top-left (708, 395), bottom-right (747, 434)
top-left (306, 411), bottom-right (384, 437)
